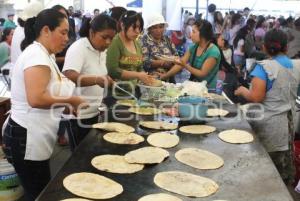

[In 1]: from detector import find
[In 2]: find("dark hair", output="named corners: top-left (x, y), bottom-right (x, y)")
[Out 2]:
top-left (264, 29), bottom-right (287, 56)
top-left (17, 17), bottom-right (25, 27)
top-left (256, 16), bottom-right (265, 29)
top-left (215, 33), bottom-right (229, 49)
top-left (286, 16), bottom-right (294, 24)
top-left (94, 8), bottom-right (100, 14)
top-left (120, 10), bottom-right (144, 32)
top-left (109, 6), bottom-right (127, 22)
top-left (0, 28), bottom-right (13, 42)
top-left (231, 13), bottom-right (242, 27)
top-left (295, 17), bottom-right (300, 27)
top-left (73, 10), bottom-right (82, 18)
top-left (244, 7), bottom-right (250, 11)
top-left (193, 19), bottom-right (214, 42)
top-left (79, 14), bottom-right (117, 38)
top-left (208, 4), bottom-right (216, 13)
top-left (21, 9), bottom-right (67, 51)
top-left (214, 11), bottom-right (223, 26)
top-left (278, 17), bottom-right (287, 27)
top-left (52, 5), bottom-right (69, 17)
top-left (246, 18), bottom-right (256, 30)
top-left (233, 26), bottom-right (248, 49)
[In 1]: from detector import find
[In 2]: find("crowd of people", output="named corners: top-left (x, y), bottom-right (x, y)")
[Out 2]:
top-left (1, 1), bottom-right (300, 200)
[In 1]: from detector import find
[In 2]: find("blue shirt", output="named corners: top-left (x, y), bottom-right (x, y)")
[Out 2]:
top-left (250, 55), bottom-right (293, 91)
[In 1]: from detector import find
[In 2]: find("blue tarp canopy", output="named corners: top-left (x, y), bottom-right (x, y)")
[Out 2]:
top-left (127, 0), bottom-right (143, 8)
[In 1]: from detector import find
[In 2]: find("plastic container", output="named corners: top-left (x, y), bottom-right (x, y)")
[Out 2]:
top-left (216, 79), bottom-right (223, 95)
top-left (137, 83), bottom-right (163, 101)
top-left (178, 96), bottom-right (208, 123)
top-left (0, 159), bottom-right (23, 201)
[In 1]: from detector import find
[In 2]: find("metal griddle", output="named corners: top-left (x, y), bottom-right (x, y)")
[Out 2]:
top-left (37, 105), bottom-right (294, 201)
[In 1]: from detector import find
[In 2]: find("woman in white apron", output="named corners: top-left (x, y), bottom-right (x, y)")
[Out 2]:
top-left (235, 29), bottom-right (300, 184)
top-left (2, 9), bottom-right (87, 200)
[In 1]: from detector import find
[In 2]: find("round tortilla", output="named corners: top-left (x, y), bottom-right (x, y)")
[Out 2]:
top-left (147, 132), bottom-right (179, 148)
top-left (63, 172), bottom-right (123, 199)
top-left (128, 107), bottom-right (162, 115)
top-left (92, 122), bottom-right (135, 133)
top-left (60, 199), bottom-right (91, 201)
top-left (179, 125), bottom-right (216, 135)
top-left (138, 193), bottom-right (182, 201)
top-left (103, 132), bottom-right (144, 145)
top-left (124, 146), bottom-right (169, 164)
top-left (139, 121), bottom-right (178, 130)
top-left (91, 155), bottom-right (144, 174)
top-left (116, 99), bottom-right (137, 107)
top-left (154, 171), bottom-right (218, 197)
top-left (218, 129), bottom-right (254, 144)
top-left (207, 108), bottom-right (229, 117)
top-left (175, 148), bottom-right (224, 170)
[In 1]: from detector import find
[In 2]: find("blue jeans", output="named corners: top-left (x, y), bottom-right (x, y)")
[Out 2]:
top-left (2, 118), bottom-right (50, 201)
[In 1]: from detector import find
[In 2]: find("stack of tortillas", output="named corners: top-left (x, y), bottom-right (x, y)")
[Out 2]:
top-left (139, 121), bottom-right (177, 130)
top-left (61, 199), bottom-right (91, 201)
top-left (218, 129), bottom-right (254, 144)
top-left (207, 108), bottom-right (229, 117)
top-left (125, 146), bottom-right (169, 164)
top-left (175, 148), bottom-right (224, 170)
top-left (92, 122), bottom-right (135, 133)
top-left (103, 132), bottom-right (144, 145)
top-left (147, 132), bottom-right (179, 148)
top-left (179, 125), bottom-right (216, 134)
top-left (91, 155), bottom-right (144, 174)
top-left (128, 107), bottom-right (162, 115)
top-left (116, 99), bottom-right (137, 107)
top-left (138, 193), bottom-right (182, 201)
top-left (63, 172), bottom-right (123, 199)
top-left (154, 171), bottom-right (218, 197)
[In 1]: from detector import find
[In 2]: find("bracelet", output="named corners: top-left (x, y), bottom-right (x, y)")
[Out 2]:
top-left (94, 76), bottom-right (98, 85)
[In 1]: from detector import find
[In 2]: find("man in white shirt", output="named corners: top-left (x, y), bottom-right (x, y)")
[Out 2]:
top-left (207, 4), bottom-right (216, 28)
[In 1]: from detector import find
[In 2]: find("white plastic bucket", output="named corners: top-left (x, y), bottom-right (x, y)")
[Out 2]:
top-left (0, 159), bottom-right (23, 201)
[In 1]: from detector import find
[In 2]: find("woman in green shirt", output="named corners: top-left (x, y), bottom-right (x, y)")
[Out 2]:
top-left (106, 10), bottom-right (154, 96)
top-left (0, 27), bottom-right (14, 68)
top-left (161, 19), bottom-right (221, 89)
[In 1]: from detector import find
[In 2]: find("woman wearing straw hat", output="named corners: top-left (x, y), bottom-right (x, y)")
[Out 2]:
top-left (140, 13), bottom-right (178, 82)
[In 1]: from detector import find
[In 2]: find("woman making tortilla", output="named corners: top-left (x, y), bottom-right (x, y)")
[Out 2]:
top-left (160, 19), bottom-right (221, 89)
top-left (140, 13), bottom-right (178, 82)
top-left (106, 10), bottom-right (154, 97)
top-left (235, 29), bottom-right (300, 184)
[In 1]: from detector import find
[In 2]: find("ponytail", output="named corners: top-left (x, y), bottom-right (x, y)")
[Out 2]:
top-left (79, 17), bottom-right (92, 37)
top-left (264, 29), bottom-right (287, 56)
top-left (21, 9), bottom-right (66, 51)
top-left (79, 14), bottom-right (117, 38)
top-left (21, 17), bottom-right (36, 51)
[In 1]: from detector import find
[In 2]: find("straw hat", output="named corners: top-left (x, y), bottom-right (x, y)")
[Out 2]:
top-left (19, 0), bottom-right (44, 21)
top-left (146, 13), bottom-right (168, 29)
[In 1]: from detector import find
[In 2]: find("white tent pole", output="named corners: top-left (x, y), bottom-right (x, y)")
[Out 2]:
top-left (206, 0), bottom-right (209, 19)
